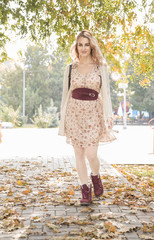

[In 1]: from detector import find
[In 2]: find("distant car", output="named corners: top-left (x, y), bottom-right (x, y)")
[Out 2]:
top-left (1, 122), bottom-right (14, 128)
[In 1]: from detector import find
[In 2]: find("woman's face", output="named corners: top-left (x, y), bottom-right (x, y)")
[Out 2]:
top-left (77, 37), bottom-right (91, 58)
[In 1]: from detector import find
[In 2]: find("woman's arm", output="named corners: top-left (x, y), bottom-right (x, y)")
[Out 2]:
top-left (60, 65), bottom-right (70, 113)
top-left (100, 64), bottom-right (114, 128)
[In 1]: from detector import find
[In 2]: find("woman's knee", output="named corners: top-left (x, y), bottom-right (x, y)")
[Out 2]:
top-left (73, 146), bottom-right (85, 160)
top-left (85, 146), bottom-right (98, 162)
top-left (87, 154), bottom-right (98, 163)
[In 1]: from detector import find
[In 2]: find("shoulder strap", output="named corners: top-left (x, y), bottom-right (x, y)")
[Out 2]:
top-left (97, 65), bottom-right (102, 89)
top-left (68, 64), bottom-right (72, 90)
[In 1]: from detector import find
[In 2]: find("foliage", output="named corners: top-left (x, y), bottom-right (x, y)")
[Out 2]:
top-left (31, 100), bottom-right (59, 128)
top-left (109, 75), bottom-right (119, 113)
top-left (47, 99), bottom-right (59, 127)
top-left (31, 105), bottom-right (53, 128)
top-left (0, 0), bottom-right (153, 83)
top-left (127, 64), bottom-right (154, 118)
top-left (49, 53), bottom-right (66, 112)
top-left (0, 102), bottom-right (23, 127)
top-left (24, 45), bottom-right (52, 119)
top-left (0, 46), bottom-right (65, 121)
top-left (0, 65), bottom-right (23, 110)
top-left (24, 46), bottom-right (66, 119)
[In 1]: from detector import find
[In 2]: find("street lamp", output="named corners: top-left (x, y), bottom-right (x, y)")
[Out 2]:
top-left (118, 82), bottom-right (128, 129)
top-left (111, 71), bottom-right (128, 129)
top-left (22, 66), bottom-right (44, 118)
top-left (23, 67), bottom-right (25, 118)
top-left (111, 72), bottom-right (121, 82)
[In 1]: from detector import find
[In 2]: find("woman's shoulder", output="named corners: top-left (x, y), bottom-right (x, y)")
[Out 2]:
top-left (72, 62), bottom-right (79, 69)
top-left (65, 62), bottom-right (78, 70)
top-left (98, 60), bottom-right (108, 67)
top-left (97, 62), bottom-right (108, 72)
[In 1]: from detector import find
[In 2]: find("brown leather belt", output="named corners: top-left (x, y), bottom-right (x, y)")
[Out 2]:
top-left (72, 88), bottom-right (98, 101)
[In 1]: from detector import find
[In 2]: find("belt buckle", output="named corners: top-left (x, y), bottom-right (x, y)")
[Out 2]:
top-left (89, 93), bottom-right (95, 97)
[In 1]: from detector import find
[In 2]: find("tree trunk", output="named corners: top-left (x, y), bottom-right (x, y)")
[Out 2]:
top-left (148, 112), bottom-right (152, 120)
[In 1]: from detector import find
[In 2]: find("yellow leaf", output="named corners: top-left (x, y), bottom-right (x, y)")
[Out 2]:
top-left (67, 190), bottom-right (74, 195)
top-left (7, 191), bottom-right (13, 196)
top-left (33, 216), bottom-right (39, 220)
top-left (21, 206), bottom-right (26, 210)
top-left (107, 192), bottom-right (112, 195)
top-left (17, 180), bottom-right (22, 185)
top-left (110, 225), bottom-right (116, 233)
top-left (104, 221), bottom-right (116, 233)
top-left (38, 191), bottom-right (44, 195)
top-left (116, 188), bottom-right (123, 193)
top-left (22, 189), bottom-right (30, 195)
top-left (81, 207), bottom-right (94, 213)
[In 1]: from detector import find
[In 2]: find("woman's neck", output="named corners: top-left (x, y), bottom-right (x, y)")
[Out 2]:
top-left (79, 56), bottom-right (94, 65)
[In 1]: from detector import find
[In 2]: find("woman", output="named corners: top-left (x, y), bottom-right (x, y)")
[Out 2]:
top-left (58, 30), bottom-right (116, 205)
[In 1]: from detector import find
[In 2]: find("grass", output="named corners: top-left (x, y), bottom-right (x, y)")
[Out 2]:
top-left (124, 165), bottom-right (154, 178)
top-left (21, 124), bottom-right (37, 128)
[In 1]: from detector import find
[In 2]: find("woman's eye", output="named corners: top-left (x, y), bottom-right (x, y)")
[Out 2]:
top-left (78, 44), bottom-right (90, 46)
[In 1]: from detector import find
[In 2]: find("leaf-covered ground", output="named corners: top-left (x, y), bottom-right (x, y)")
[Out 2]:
top-left (113, 165), bottom-right (154, 198)
top-left (0, 158), bottom-right (153, 240)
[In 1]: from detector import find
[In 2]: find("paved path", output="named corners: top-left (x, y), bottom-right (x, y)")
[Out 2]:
top-left (0, 156), bottom-right (153, 240)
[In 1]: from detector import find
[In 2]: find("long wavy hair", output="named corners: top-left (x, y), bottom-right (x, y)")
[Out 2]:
top-left (70, 30), bottom-right (106, 66)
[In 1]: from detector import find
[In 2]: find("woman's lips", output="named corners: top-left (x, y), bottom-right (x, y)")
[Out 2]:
top-left (82, 51), bottom-right (87, 53)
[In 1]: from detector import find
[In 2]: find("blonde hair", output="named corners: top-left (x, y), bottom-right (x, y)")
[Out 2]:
top-left (70, 30), bottom-right (106, 66)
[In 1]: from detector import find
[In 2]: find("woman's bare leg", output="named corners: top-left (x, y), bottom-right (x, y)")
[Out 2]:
top-left (85, 145), bottom-right (103, 197)
top-left (85, 145), bottom-right (100, 175)
top-left (73, 145), bottom-right (88, 185)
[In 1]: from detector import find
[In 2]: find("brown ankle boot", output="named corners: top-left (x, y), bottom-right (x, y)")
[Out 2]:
top-left (80, 184), bottom-right (92, 206)
top-left (91, 173), bottom-right (103, 197)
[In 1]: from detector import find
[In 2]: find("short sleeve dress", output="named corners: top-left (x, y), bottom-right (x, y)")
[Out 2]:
top-left (64, 64), bottom-right (108, 148)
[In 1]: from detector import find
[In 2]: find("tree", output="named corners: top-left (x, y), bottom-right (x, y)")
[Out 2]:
top-left (0, 45), bottom-right (66, 120)
top-left (0, 0), bottom-right (153, 82)
top-left (24, 45), bottom-right (52, 118)
top-left (128, 64), bottom-right (154, 119)
top-left (0, 65), bottom-right (23, 109)
top-left (49, 53), bottom-right (66, 111)
top-left (129, 83), bottom-right (154, 119)
top-left (108, 74), bottom-right (119, 113)
top-left (142, 82), bottom-right (154, 119)
top-left (24, 47), bottom-right (66, 116)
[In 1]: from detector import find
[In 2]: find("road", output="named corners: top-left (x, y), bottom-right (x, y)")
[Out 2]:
top-left (0, 125), bottom-right (153, 164)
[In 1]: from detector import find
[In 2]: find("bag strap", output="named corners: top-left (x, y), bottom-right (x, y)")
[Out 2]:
top-left (97, 65), bottom-right (102, 89)
top-left (68, 64), bottom-right (72, 90)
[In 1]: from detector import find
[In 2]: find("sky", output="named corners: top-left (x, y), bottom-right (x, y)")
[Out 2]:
top-left (5, 0), bottom-right (153, 63)
top-left (5, 33), bottom-right (58, 63)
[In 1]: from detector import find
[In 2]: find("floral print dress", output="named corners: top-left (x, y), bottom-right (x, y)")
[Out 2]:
top-left (65, 64), bottom-right (107, 148)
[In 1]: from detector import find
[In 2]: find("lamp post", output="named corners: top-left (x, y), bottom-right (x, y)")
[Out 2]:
top-left (118, 83), bottom-right (128, 129)
top-left (23, 68), bottom-right (25, 118)
top-left (22, 65), bottom-right (43, 118)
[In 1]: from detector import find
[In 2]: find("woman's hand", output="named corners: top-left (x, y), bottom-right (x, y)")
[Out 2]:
top-left (107, 118), bottom-right (114, 129)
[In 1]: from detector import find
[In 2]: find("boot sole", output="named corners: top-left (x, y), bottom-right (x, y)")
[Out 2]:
top-left (80, 201), bottom-right (92, 206)
top-left (94, 192), bottom-right (104, 198)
